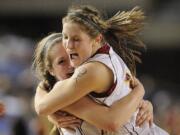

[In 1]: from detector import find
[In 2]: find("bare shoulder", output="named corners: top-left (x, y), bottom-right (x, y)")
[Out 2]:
top-left (72, 62), bottom-right (114, 93)
top-left (73, 62), bottom-right (107, 79)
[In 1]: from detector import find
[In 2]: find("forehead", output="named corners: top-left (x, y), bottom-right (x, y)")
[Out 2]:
top-left (49, 42), bottom-right (67, 56)
top-left (62, 22), bottom-right (85, 36)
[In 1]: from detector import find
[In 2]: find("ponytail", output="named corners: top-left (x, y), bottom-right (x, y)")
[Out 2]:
top-left (63, 5), bottom-right (145, 75)
top-left (103, 7), bottom-right (146, 75)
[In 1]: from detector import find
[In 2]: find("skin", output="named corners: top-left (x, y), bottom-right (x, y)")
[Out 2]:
top-left (35, 41), bottom-right (153, 132)
top-left (62, 22), bottom-right (101, 68)
top-left (48, 42), bottom-right (74, 80)
top-left (35, 24), bottom-right (152, 131)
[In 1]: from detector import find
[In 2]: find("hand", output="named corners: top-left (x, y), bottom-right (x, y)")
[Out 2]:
top-left (130, 77), bottom-right (145, 97)
top-left (130, 77), bottom-right (142, 89)
top-left (136, 100), bottom-right (153, 127)
top-left (0, 102), bottom-right (5, 116)
top-left (48, 111), bottom-right (82, 129)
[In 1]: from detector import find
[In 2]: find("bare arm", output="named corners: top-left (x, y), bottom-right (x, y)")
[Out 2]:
top-left (36, 62), bottom-right (114, 115)
top-left (63, 78), bottom-right (144, 131)
top-left (35, 78), bottom-right (144, 132)
top-left (34, 83), bottom-right (82, 130)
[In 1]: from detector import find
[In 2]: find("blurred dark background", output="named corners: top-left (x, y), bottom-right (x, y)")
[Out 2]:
top-left (0, 0), bottom-right (180, 135)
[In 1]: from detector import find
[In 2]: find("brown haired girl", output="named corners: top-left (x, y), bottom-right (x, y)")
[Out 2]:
top-left (34, 5), bottom-right (168, 134)
top-left (33, 33), bottom-right (153, 135)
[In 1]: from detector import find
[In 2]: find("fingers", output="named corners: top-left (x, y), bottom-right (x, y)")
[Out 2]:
top-left (49, 114), bottom-right (82, 128)
top-left (139, 100), bottom-right (148, 111)
top-left (138, 100), bottom-right (143, 108)
top-left (55, 110), bottom-right (68, 116)
top-left (136, 110), bottom-right (150, 127)
top-left (132, 77), bottom-right (140, 87)
top-left (57, 120), bottom-right (82, 128)
top-left (57, 116), bottom-right (82, 128)
top-left (59, 123), bottom-right (81, 128)
top-left (131, 78), bottom-right (145, 97)
top-left (57, 116), bottom-right (80, 123)
top-left (136, 100), bottom-right (154, 127)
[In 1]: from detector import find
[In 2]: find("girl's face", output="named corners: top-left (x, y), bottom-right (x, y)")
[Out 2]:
top-left (48, 43), bottom-right (74, 80)
top-left (62, 22), bottom-right (95, 67)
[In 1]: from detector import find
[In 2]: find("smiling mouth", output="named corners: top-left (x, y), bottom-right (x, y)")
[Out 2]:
top-left (70, 53), bottom-right (79, 60)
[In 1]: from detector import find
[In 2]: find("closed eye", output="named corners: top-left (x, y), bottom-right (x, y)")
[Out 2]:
top-left (73, 38), bottom-right (80, 42)
top-left (58, 60), bottom-right (65, 65)
top-left (63, 34), bottom-right (68, 40)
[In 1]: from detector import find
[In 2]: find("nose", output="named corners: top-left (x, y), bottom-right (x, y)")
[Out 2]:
top-left (68, 64), bottom-right (74, 72)
top-left (67, 58), bottom-right (74, 68)
top-left (69, 66), bottom-right (74, 72)
top-left (66, 39), bottom-right (74, 50)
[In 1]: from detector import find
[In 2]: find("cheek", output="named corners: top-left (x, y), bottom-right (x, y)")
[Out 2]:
top-left (53, 66), bottom-right (63, 77)
top-left (57, 66), bottom-right (69, 78)
top-left (79, 42), bottom-right (92, 53)
top-left (62, 41), bottom-right (66, 47)
top-left (55, 71), bottom-right (65, 81)
top-left (82, 44), bottom-right (93, 57)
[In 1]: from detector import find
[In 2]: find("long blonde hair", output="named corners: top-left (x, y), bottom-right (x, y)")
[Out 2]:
top-left (32, 33), bottom-right (62, 91)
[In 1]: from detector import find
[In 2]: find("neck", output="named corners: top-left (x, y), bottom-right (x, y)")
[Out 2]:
top-left (91, 43), bottom-right (102, 56)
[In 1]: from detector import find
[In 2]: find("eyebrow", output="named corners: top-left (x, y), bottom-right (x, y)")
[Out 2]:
top-left (54, 57), bottom-right (64, 62)
top-left (57, 57), bottom-right (65, 60)
top-left (62, 32), bottom-right (80, 38)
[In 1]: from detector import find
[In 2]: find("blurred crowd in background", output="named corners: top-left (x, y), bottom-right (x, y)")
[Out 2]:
top-left (0, 0), bottom-right (180, 135)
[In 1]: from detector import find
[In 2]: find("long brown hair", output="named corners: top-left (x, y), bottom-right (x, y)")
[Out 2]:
top-left (63, 5), bottom-right (145, 75)
top-left (32, 33), bottom-right (62, 91)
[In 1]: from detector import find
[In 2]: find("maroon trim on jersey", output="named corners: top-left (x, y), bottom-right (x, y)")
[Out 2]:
top-left (91, 43), bottom-right (110, 58)
top-left (96, 44), bottom-right (110, 54)
top-left (90, 80), bottom-right (117, 98)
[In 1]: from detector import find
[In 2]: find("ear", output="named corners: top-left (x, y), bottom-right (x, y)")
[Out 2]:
top-left (48, 69), bottom-right (55, 77)
top-left (95, 34), bottom-right (103, 43)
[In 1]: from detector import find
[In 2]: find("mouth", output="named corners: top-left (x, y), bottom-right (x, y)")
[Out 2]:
top-left (70, 53), bottom-right (79, 60)
top-left (66, 71), bottom-right (74, 77)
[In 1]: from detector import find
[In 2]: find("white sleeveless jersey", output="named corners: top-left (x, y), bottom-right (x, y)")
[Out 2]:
top-left (60, 44), bottom-right (169, 135)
